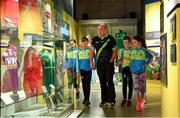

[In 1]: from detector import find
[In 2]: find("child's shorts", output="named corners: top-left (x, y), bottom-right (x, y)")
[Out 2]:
top-left (132, 73), bottom-right (145, 94)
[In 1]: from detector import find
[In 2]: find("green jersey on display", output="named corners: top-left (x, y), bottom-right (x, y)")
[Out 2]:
top-left (115, 31), bottom-right (127, 49)
top-left (40, 50), bottom-right (56, 92)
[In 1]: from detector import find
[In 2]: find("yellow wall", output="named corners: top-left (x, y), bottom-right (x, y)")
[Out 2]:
top-left (146, 1), bottom-right (180, 116)
top-left (145, 2), bottom-right (160, 32)
top-left (145, 2), bottom-right (160, 53)
top-left (63, 11), bottom-right (79, 44)
top-left (178, 9), bottom-right (180, 117)
top-left (145, 1), bottom-right (161, 90)
top-left (161, 0), bottom-right (180, 117)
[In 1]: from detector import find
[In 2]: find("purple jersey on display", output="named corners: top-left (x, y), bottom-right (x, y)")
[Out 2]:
top-left (2, 44), bottom-right (19, 92)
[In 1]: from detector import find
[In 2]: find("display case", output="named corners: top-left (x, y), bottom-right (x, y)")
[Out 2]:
top-left (1, 32), bottom-right (74, 117)
top-left (1, 0), bottom-right (75, 116)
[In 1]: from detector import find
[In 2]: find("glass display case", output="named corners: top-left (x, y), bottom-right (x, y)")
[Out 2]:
top-left (1, 0), bottom-right (75, 117)
top-left (1, 33), bottom-right (74, 117)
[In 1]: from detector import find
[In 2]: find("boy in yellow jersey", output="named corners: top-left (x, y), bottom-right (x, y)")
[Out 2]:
top-left (118, 36), bottom-right (133, 107)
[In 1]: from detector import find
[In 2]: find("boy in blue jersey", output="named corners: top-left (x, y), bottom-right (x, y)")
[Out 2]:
top-left (130, 36), bottom-right (152, 111)
top-left (117, 36), bottom-right (133, 107)
top-left (64, 39), bottom-right (80, 101)
top-left (77, 37), bottom-right (92, 106)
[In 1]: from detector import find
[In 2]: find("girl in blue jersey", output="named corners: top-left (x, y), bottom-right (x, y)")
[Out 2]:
top-left (77, 37), bottom-right (92, 106)
top-left (64, 39), bottom-right (80, 101)
top-left (130, 36), bottom-right (152, 111)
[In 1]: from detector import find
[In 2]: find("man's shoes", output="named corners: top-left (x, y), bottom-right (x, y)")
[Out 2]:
top-left (99, 102), bottom-right (107, 107)
top-left (121, 99), bottom-right (127, 106)
top-left (107, 102), bottom-right (115, 107)
top-left (76, 91), bottom-right (80, 100)
top-left (127, 100), bottom-right (132, 107)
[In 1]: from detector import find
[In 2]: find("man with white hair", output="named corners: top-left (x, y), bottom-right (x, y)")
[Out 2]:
top-left (90, 23), bottom-right (117, 107)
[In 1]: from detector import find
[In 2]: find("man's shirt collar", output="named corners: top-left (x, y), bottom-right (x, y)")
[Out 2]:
top-left (98, 33), bottom-right (108, 40)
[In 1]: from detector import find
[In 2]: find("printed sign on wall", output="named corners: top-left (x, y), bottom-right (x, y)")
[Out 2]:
top-left (170, 14), bottom-right (176, 40)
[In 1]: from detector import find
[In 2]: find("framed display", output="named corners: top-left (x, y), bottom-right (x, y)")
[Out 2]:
top-left (160, 1), bottom-right (164, 33)
top-left (1, 0), bottom-right (19, 40)
top-left (160, 33), bottom-right (168, 87)
top-left (170, 44), bottom-right (176, 62)
top-left (170, 14), bottom-right (176, 40)
top-left (61, 20), bottom-right (70, 41)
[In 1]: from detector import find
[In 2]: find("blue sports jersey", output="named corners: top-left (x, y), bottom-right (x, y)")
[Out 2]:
top-left (64, 48), bottom-right (78, 71)
top-left (77, 48), bottom-right (91, 72)
top-left (130, 47), bottom-right (152, 73)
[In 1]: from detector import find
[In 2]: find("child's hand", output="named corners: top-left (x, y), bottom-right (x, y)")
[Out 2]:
top-left (90, 61), bottom-right (95, 69)
top-left (117, 61), bottom-right (122, 65)
top-left (63, 69), bottom-right (66, 74)
top-left (144, 64), bottom-right (147, 68)
top-left (76, 72), bottom-right (81, 78)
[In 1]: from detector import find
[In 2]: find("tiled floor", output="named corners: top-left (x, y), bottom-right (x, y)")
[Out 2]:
top-left (75, 82), bottom-right (161, 117)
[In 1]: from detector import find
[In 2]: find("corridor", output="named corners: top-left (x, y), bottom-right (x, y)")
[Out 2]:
top-left (74, 82), bottom-right (161, 117)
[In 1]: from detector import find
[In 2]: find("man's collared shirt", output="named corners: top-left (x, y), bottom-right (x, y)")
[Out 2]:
top-left (91, 34), bottom-right (116, 63)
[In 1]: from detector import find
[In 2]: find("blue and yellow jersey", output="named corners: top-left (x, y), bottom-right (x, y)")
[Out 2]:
top-left (64, 48), bottom-right (78, 71)
top-left (77, 48), bottom-right (91, 72)
top-left (130, 47), bottom-right (152, 73)
top-left (118, 48), bottom-right (131, 68)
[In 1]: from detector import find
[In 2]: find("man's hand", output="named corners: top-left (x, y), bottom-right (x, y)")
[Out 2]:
top-left (109, 58), bottom-right (114, 63)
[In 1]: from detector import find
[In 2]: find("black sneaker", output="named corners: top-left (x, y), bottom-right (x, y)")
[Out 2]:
top-left (82, 99), bottom-right (86, 104)
top-left (76, 91), bottom-right (80, 100)
top-left (85, 101), bottom-right (91, 106)
top-left (121, 99), bottom-right (127, 106)
top-left (67, 97), bottom-right (72, 103)
top-left (127, 100), bottom-right (132, 107)
top-left (99, 102), bottom-right (107, 107)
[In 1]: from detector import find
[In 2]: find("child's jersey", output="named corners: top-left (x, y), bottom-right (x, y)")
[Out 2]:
top-left (118, 48), bottom-right (131, 68)
top-left (64, 48), bottom-right (78, 71)
top-left (24, 47), bottom-right (42, 96)
top-left (2, 44), bottom-right (19, 92)
top-left (130, 47), bottom-right (152, 73)
top-left (77, 48), bottom-right (91, 71)
top-left (39, 50), bottom-right (56, 92)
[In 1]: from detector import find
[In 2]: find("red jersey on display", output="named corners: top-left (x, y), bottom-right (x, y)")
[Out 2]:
top-left (24, 47), bottom-right (42, 97)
